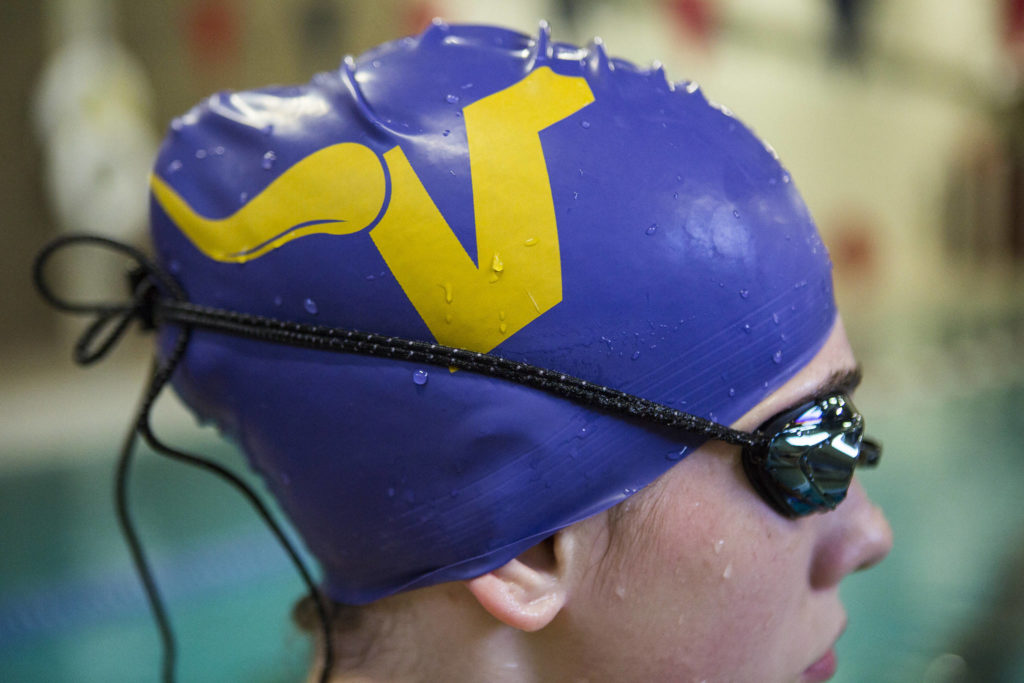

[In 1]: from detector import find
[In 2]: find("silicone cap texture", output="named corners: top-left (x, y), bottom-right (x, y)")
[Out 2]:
top-left (149, 22), bottom-right (836, 604)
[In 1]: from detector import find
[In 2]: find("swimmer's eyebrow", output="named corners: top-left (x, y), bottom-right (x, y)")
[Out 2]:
top-left (811, 365), bottom-right (862, 402)
top-left (776, 366), bottom-right (862, 419)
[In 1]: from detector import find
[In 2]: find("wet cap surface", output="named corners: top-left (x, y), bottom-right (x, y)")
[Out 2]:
top-left (150, 22), bottom-right (835, 603)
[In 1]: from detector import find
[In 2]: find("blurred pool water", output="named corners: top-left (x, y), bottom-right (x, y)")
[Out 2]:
top-left (837, 381), bottom-right (1024, 683)
top-left (0, 438), bottom-right (312, 682)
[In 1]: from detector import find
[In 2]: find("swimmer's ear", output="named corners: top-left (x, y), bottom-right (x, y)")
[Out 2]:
top-left (464, 534), bottom-right (571, 632)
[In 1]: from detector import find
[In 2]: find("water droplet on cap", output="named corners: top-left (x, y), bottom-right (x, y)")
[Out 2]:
top-left (166, 160), bottom-right (182, 174)
top-left (739, 289), bottom-right (749, 299)
top-left (772, 350), bottom-right (783, 364)
top-left (631, 350), bottom-right (641, 360)
top-left (645, 223), bottom-right (658, 236)
top-left (666, 447), bottom-right (687, 461)
top-left (732, 209), bottom-right (740, 218)
top-left (194, 149), bottom-right (207, 159)
top-left (580, 120), bottom-right (591, 129)
top-left (445, 93), bottom-right (460, 104)
top-left (261, 150), bottom-right (276, 170)
top-left (728, 387), bottom-right (736, 397)
top-left (442, 129), bottom-right (450, 136)
top-left (413, 370), bottom-right (428, 385)
top-left (304, 298), bottom-right (318, 315)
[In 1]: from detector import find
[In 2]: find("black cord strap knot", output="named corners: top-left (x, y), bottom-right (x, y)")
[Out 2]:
top-left (33, 234), bottom-right (183, 365)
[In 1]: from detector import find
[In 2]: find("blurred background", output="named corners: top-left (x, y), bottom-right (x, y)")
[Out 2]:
top-left (2, 0), bottom-right (1023, 681)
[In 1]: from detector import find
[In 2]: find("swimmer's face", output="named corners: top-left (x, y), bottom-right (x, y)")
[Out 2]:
top-left (547, 321), bottom-right (892, 682)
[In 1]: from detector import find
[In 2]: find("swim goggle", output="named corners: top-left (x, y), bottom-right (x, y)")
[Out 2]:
top-left (742, 392), bottom-right (880, 518)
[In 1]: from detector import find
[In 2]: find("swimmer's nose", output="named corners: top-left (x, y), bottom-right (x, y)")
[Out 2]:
top-left (809, 480), bottom-right (893, 590)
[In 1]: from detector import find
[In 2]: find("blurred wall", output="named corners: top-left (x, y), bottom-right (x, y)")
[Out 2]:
top-left (0, 2), bottom-right (50, 355)
top-left (118, 0), bottom-right (410, 130)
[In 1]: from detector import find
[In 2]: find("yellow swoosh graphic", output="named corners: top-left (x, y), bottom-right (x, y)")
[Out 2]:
top-left (150, 142), bottom-right (386, 262)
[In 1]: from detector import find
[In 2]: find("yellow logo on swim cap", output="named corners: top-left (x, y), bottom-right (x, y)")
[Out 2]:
top-left (151, 67), bottom-right (595, 354)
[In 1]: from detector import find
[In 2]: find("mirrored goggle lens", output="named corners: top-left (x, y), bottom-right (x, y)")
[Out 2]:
top-left (742, 394), bottom-right (880, 518)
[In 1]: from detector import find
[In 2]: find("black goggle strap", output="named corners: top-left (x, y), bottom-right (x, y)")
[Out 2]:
top-left (33, 235), bottom-right (336, 683)
top-left (156, 298), bottom-right (763, 449)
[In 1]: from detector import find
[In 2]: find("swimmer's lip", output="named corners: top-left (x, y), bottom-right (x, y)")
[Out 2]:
top-left (802, 648), bottom-right (836, 682)
top-left (802, 621), bottom-right (846, 682)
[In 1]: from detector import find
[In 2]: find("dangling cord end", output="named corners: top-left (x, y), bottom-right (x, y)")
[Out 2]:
top-left (134, 327), bottom-right (335, 683)
top-left (315, 592), bottom-right (334, 683)
top-left (116, 363), bottom-right (177, 683)
top-left (34, 234), bottom-right (333, 681)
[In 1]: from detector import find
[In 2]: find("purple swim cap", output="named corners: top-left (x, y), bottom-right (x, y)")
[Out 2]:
top-left (149, 22), bottom-right (835, 604)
